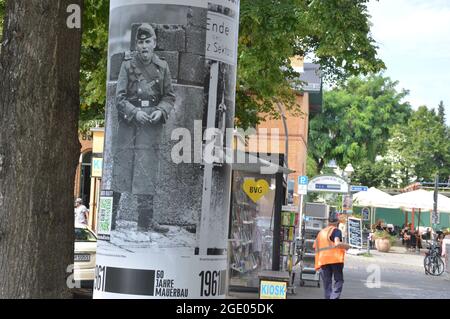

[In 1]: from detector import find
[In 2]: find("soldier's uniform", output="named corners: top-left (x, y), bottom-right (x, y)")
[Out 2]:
top-left (111, 24), bottom-right (176, 233)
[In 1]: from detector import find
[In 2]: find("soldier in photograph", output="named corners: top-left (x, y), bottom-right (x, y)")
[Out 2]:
top-left (112, 23), bottom-right (176, 233)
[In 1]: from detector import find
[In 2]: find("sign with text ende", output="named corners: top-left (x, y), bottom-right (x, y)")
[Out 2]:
top-left (348, 217), bottom-right (362, 249)
top-left (206, 11), bottom-right (238, 65)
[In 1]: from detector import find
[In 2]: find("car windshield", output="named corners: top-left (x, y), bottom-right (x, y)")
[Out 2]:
top-left (75, 228), bottom-right (97, 242)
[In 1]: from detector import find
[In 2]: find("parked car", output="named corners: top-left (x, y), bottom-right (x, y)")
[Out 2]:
top-left (74, 223), bottom-right (97, 288)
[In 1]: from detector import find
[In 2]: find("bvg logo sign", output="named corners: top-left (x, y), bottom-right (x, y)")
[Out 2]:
top-left (243, 179), bottom-right (270, 203)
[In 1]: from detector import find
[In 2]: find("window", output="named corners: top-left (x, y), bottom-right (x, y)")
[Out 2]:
top-left (75, 228), bottom-right (97, 242)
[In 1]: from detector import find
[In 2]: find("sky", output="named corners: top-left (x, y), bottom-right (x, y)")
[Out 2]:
top-left (367, 0), bottom-right (450, 125)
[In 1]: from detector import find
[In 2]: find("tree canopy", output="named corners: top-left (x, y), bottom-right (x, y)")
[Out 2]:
top-left (0, 0), bottom-right (4, 35)
top-left (385, 105), bottom-right (450, 186)
top-left (2, 0), bottom-right (383, 133)
top-left (308, 74), bottom-right (412, 174)
top-left (237, 0), bottom-right (385, 128)
top-left (78, 0), bottom-right (109, 133)
top-left (2, 1), bottom-right (385, 131)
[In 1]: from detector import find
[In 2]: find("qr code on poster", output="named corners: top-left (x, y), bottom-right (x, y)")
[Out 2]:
top-left (97, 196), bottom-right (113, 240)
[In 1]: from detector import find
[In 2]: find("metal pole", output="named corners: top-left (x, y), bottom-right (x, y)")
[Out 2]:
top-left (272, 173), bottom-right (284, 271)
top-left (199, 62), bottom-right (219, 256)
top-left (433, 174), bottom-right (439, 233)
top-left (276, 102), bottom-right (288, 181)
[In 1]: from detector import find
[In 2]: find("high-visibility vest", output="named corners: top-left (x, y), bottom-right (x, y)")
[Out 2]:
top-left (314, 225), bottom-right (345, 270)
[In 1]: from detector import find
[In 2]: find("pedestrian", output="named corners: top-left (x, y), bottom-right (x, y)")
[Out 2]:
top-left (111, 23), bottom-right (176, 233)
top-left (74, 198), bottom-right (89, 225)
top-left (313, 212), bottom-right (350, 299)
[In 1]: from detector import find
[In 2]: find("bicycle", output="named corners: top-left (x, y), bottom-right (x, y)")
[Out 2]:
top-left (424, 241), bottom-right (444, 276)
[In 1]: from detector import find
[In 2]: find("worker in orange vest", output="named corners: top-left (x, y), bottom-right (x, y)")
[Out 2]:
top-left (313, 211), bottom-right (350, 299)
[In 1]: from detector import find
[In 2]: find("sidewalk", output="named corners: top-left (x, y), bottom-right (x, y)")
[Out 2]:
top-left (352, 245), bottom-right (426, 270)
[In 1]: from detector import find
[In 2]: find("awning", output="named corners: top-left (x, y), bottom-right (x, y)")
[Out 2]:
top-left (231, 150), bottom-right (295, 175)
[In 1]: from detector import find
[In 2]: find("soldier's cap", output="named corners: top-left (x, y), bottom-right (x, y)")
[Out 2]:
top-left (136, 23), bottom-right (156, 41)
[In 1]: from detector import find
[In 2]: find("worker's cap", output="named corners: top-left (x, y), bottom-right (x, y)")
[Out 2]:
top-left (136, 23), bottom-right (156, 41)
top-left (328, 211), bottom-right (339, 223)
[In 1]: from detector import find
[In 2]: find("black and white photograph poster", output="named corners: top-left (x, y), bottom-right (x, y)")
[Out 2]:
top-left (94, 0), bottom-right (240, 299)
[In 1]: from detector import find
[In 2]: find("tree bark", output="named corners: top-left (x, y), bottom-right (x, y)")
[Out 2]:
top-left (0, 0), bottom-right (82, 298)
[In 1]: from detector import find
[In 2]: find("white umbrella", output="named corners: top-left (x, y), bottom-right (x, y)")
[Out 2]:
top-left (353, 187), bottom-right (399, 225)
top-left (391, 189), bottom-right (450, 213)
top-left (353, 187), bottom-right (399, 209)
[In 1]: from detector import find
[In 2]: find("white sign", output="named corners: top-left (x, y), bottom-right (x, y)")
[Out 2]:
top-left (94, 253), bottom-right (227, 299)
top-left (297, 175), bottom-right (308, 195)
top-left (297, 185), bottom-right (307, 195)
top-left (282, 205), bottom-right (299, 212)
top-left (307, 175), bottom-right (349, 193)
top-left (432, 211), bottom-right (440, 224)
top-left (206, 12), bottom-right (238, 65)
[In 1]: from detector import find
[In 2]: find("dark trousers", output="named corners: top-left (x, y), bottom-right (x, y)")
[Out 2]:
top-left (320, 263), bottom-right (344, 299)
top-left (111, 192), bottom-right (121, 231)
top-left (136, 194), bottom-right (153, 229)
top-left (111, 193), bottom-right (153, 230)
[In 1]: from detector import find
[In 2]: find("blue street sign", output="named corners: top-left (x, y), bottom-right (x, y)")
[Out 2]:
top-left (351, 185), bottom-right (368, 192)
top-left (316, 183), bottom-right (341, 190)
top-left (298, 176), bottom-right (308, 185)
top-left (362, 207), bottom-right (370, 221)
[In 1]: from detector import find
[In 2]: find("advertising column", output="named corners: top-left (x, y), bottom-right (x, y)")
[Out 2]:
top-left (94, 0), bottom-right (240, 299)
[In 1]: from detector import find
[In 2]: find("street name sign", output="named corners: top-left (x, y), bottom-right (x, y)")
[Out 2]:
top-left (351, 185), bottom-right (368, 192)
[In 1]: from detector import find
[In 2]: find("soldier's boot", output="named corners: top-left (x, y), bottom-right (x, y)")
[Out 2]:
top-left (111, 192), bottom-right (121, 231)
top-left (149, 219), bottom-right (169, 234)
top-left (137, 195), bottom-right (169, 234)
top-left (137, 194), bottom-right (151, 232)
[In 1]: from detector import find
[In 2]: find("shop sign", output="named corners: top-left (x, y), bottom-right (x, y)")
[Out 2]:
top-left (259, 280), bottom-right (287, 299)
top-left (92, 158), bottom-right (103, 178)
top-left (282, 205), bottom-right (298, 212)
top-left (307, 175), bottom-right (348, 193)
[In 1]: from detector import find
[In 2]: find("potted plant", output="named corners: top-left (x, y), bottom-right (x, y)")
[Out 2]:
top-left (373, 230), bottom-right (396, 252)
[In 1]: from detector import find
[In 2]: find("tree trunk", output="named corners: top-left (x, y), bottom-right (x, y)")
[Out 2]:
top-left (0, 0), bottom-right (82, 298)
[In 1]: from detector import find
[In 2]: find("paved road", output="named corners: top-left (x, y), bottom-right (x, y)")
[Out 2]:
top-left (229, 246), bottom-right (450, 299)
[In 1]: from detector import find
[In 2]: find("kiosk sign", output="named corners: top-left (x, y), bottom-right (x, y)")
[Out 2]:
top-left (259, 280), bottom-right (287, 299)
